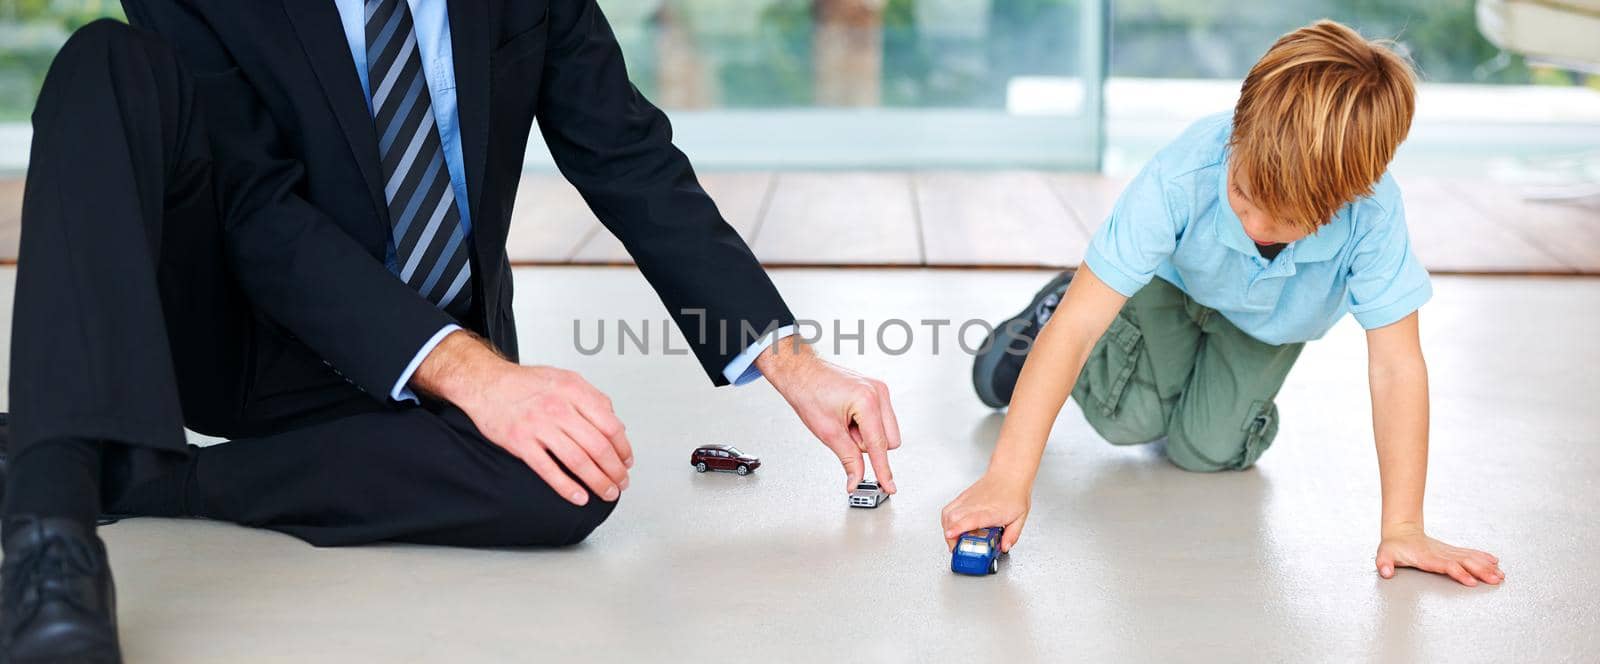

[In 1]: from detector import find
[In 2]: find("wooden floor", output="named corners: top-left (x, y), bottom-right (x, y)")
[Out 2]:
top-left (1, 172), bottom-right (1596, 273)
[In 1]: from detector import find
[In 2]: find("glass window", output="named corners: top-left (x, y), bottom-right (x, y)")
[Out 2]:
top-left (5, 1), bottom-right (1592, 175)
top-left (522, 0), bottom-right (1108, 170)
top-left (0, 1), bottom-right (1106, 170)
top-left (956, 539), bottom-right (991, 556)
top-left (1102, 1), bottom-right (1600, 176)
top-left (1109, 0), bottom-right (1580, 86)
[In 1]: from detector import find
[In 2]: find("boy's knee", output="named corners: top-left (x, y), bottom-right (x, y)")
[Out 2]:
top-left (1165, 402), bottom-right (1279, 472)
top-left (1076, 373), bottom-right (1167, 447)
top-left (1161, 433), bottom-right (1236, 473)
top-left (1089, 408), bottom-right (1166, 447)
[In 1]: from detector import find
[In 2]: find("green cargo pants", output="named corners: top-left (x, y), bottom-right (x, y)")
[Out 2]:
top-left (1070, 278), bottom-right (1304, 472)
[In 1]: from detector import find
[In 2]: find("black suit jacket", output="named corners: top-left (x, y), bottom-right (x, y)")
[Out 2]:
top-left (120, 0), bottom-right (794, 397)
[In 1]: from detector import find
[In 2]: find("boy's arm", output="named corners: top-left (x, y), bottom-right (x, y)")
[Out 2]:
top-left (1366, 312), bottom-right (1503, 586)
top-left (940, 266), bottom-right (1127, 552)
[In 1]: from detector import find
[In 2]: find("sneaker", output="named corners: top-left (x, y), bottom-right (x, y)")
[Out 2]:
top-left (971, 270), bottom-right (1074, 408)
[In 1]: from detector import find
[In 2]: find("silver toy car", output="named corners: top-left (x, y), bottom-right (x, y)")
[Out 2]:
top-left (849, 479), bottom-right (889, 508)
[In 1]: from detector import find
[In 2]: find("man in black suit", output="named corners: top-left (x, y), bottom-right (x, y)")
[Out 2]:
top-left (0, 1), bottom-right (903, 660)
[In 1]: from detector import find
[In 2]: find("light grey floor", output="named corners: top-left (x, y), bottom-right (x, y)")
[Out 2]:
top-left (0, 268), bottom-right (1596, 663)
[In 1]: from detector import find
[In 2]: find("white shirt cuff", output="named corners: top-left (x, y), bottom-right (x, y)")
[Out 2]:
top-left (390, 324), bottom-right (463, 403)
top-left (721, 325), bottom-right (798, 386)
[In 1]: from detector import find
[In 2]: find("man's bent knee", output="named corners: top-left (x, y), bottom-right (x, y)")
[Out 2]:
top-left (478, 479), bottom-right (620, 548)
top-left (52, 19), bottom-right (165, 71)
top-left (35, 19), bottom-right (188, 140)
top-left (558, 498), bottom-right (618, 546)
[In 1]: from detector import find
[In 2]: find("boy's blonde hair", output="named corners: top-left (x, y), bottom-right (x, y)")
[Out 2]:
top-left (1229, 20), bottom-right (1416, 233)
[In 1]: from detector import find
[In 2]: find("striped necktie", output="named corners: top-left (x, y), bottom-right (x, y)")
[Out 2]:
top-left (365, 0), bottom-right (472, 316)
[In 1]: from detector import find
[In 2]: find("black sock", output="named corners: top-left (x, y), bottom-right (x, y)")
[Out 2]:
top-left (3, 437), bottom-right (103, 527)
top-left (100, 445), bottom-right (194, 519)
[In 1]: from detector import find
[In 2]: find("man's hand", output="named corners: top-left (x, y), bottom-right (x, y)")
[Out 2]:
top-left (940, 469), bottom-right (1031, 553)
top-left (413, 331), bottom-right (632, 506)
top-left (755, 340), bottom-right (901, 494)
top-left (1376, 522), bottom-right (1503, 587)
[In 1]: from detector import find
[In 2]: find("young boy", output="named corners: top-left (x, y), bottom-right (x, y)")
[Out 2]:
top-left (947, 20), bottom-right (1502, 587)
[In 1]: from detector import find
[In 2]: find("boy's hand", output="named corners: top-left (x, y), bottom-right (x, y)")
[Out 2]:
top-left (940, 470), bottom-right (1032, 553)
top-left (1375, 522), bottom-right (1503, 587)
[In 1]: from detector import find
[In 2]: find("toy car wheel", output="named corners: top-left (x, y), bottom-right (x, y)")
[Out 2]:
top-left (736, 465), bottom-right (749, 476)
top-left (988, 558), bottom-right (999, 575)
top-left (695, 462), bottom-right (708, 473)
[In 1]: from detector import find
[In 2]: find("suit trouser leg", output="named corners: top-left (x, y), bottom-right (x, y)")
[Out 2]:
top-left (188, 406), bottom-right (618, 548)
top-left (10, 20), bottom-right (242, 471)
top-left (14, 20), bottom-right (617, 547)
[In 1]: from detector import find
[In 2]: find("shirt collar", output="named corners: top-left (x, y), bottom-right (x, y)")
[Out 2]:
top-left (1290, 211), bottom-right (1350, 263)
top-left (1215, 157), bottom-right (1349, 264)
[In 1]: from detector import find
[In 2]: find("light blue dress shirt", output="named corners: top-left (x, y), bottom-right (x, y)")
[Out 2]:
top-left (332, 1), bottom-right (785, 400)
top-left (1084, 112), bottom-right (1431, 346)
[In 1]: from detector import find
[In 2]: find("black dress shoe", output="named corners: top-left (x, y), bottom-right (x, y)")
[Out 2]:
top-left (0, 516), bottom-right (120, 664)
top-left (971, 270), bottom-right (1074, 408)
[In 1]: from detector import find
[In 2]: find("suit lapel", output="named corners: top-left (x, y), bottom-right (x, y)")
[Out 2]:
top-left (449, 0), bottom-right (491, 231)
top-left (282, 0), bottom-right (387, 225)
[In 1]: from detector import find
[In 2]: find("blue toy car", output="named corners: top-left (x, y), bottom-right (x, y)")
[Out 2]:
top-left (950, 526), bottom-right (1005, 576)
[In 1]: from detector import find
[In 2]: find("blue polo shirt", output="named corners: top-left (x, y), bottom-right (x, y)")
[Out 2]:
top-left (1084, 113), bottom-right (1431, 346)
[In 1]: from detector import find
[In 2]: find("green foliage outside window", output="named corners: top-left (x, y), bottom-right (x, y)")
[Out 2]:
top-left (0, 0), bottom-right (1588, 119)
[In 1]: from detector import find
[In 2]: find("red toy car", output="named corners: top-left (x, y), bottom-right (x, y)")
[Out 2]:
top-left (690, 444), bottom-right (761, 476)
